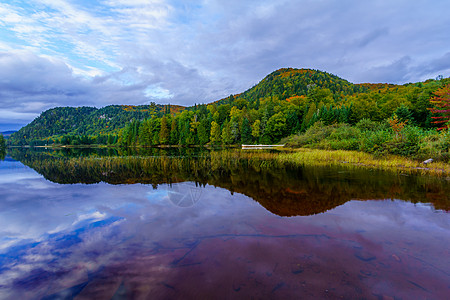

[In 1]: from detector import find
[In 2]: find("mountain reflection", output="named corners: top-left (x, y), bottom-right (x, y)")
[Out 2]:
top-left (9, 147), bottom-right (450, 216)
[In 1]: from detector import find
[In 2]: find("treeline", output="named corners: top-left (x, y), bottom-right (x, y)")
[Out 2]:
top-left (116, 100), bottom-right (355, 146)
top-left (9, 103), bottom-right (183, 146)
top-left (8, 68), bottom-right (450, 147)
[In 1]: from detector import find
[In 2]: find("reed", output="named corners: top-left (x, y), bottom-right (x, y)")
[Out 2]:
top-left (277, 148), bottom-right (450, 177)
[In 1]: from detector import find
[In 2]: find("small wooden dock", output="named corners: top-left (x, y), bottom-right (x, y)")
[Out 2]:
top-left (242, 144), bottom-right (284, 150)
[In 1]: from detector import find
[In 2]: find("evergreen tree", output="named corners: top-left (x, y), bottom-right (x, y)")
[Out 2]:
top-left (107, 134), bottom-right (114, 145)
top-left (197, 118), bottom-right (211, 145)
top-left (230, 116), bottom-right (240, 144)
top-left (241, 118), bottom-right (252, 144)
top-left (169, 119), bottom-right (179, 145)
top-left (139, 120), bottom-right (151, 145)
top-left (302, 102), bottom-right (317, 131)
top-left (159, 115), bottom-right (170, 144)
top-left (394, 104), bottom-right (414, 124)
top-left (179, 119), bottom-right (190, 145)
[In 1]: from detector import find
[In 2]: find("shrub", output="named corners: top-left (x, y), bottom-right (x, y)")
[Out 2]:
top-left (283, 120), bottom-right (450, 162)
top-left (329, 138), bottom-right (360, 150)
top-left (359, 130), bottom-right (392, 153)
top-left (329, 125), bottom-right (361, 140)
top-left (356, 118), bottom-right (379, 132)
top-left (285, 122), bottom-right (360, 148)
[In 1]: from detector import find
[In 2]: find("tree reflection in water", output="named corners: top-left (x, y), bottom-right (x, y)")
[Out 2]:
top-left (9, 147), bottom-right (450, 215)
top-left (1, 147), bottom-right (449, 299)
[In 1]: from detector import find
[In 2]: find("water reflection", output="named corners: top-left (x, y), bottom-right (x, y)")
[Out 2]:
top-left (167, 182), bottom-right (203, 208)
top-left (8, 147), bottom-right (450, 215)
top-left (0, 149), bottom-right (449, 299)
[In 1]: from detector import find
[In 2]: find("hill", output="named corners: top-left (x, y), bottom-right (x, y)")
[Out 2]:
top-left (237, 68), bottom-right (362, 100)
top-left (8, 68), bottom-right (450, 146)
top-left (215, 68), bottom-right (364, 106)
top-left (1, 131), bottom-right (16, 139)
top-left (9, 104), bottom-right (184, 146)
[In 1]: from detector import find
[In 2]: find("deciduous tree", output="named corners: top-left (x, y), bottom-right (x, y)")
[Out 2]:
top-left (210, 121), bottom-right (221, 144)
top-left (429, 84), bottom-right (450, 130)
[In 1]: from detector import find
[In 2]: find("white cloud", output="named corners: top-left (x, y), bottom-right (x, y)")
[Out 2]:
top-left (72, 211), bottom-right (107, 226)
top-left (0, 3), bottom-right (28, 24)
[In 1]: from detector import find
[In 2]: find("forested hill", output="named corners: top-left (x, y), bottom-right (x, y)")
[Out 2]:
top-left (8, 68), bottom-right (450, 146)
top-left (9, 104), bottom-right (184, 145)
top-left (216, 68), bottom-right (365, 106)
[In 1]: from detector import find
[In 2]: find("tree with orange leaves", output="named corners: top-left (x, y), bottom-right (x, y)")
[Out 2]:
top-left (428, 84), bottom-right (450, 130)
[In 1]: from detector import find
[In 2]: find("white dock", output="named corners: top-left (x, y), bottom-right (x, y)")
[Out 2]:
top-left (241, 144), bottom-right (284, 149)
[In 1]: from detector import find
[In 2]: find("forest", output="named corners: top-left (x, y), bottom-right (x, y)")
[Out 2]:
top-left (8, 68), bottom-right (450, 161)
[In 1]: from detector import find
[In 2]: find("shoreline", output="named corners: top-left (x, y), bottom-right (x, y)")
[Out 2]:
top-left (5, 145), bottom-right (450, 178)
top-left (277, 148), bottom-right (450, 178)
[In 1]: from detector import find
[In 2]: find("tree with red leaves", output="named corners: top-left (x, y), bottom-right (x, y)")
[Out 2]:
top-left (429, 84), bottom-right (450, 130)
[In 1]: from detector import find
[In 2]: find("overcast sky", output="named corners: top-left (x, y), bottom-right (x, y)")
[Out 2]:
top-left (0, 0), bottom-right (449, 131)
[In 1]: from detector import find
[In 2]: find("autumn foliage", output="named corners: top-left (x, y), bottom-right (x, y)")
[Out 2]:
top-left (429, 84), bottom-right (450, 130)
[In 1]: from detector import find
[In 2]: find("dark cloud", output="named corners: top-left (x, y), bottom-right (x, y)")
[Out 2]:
top-left (415, 52), bottom-right (450, 79)
top-left (358, 56), bottom-right (412, 83)
top-left (357, 28), bottom-right (389, 48)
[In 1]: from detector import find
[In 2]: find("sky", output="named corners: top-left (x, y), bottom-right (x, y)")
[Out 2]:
top-left (0, 0), bottom-right (449, 131)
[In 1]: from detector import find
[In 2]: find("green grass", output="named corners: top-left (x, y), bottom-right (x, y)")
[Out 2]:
top-left (277, 148), bottom-right (450, 177)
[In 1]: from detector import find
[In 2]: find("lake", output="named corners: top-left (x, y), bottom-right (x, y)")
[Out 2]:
top-left (0, 148), bottom-right (449, 299)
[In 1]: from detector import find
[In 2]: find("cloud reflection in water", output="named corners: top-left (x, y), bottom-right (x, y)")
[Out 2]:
top-left (0, 159), bottom-right (448, 299)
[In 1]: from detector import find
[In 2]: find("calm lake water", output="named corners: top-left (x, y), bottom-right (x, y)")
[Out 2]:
top-left (0, 148), bottom-right (449, 299)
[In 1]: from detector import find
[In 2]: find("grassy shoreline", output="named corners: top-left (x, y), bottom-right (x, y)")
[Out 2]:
top-left (276, 148), bottom-right (450, 177)
top-left (6, 144), bottom-right (450, 177)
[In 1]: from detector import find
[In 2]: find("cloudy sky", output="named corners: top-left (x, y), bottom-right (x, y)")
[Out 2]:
top-left (0, 0), bottom-right (449, 130)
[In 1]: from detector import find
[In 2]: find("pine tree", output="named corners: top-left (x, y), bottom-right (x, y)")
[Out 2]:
top-left (230, 116), bottom-right (240, 144)
top-left (301, 102), bottom-right (317, 131)
top-left (394, 104), bottom-right (414, 124)
top-left (159, 115), bottom-right (169, 144)
top-left (197, 119), bottom-right (210, 145)
top-left (241, 118), bottom-right (252, 144)
top-left (169, 119), bottom-right (179, 145)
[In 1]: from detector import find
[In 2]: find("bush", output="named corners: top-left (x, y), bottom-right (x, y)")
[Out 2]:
top-left (417, 130), bottom-right (450, 161)
top-left (356, 119), bottom-right (389, 132)
top-left (285, 122), bottom-right (359, 148)
top-left (359, 130), bottom-right (392, 153)
top-left (379, 141), bottom-right (419, 157)
top-left (400, 125), bottom-right (422, 145)
top-left (329, 138), bottom-right (360, 150)
top-left (329, 125), bottom-right (361, 140)
top-left (356, 118), bottom-right (379, 132)
top-left (284, 121), bottom-right (450, 163)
